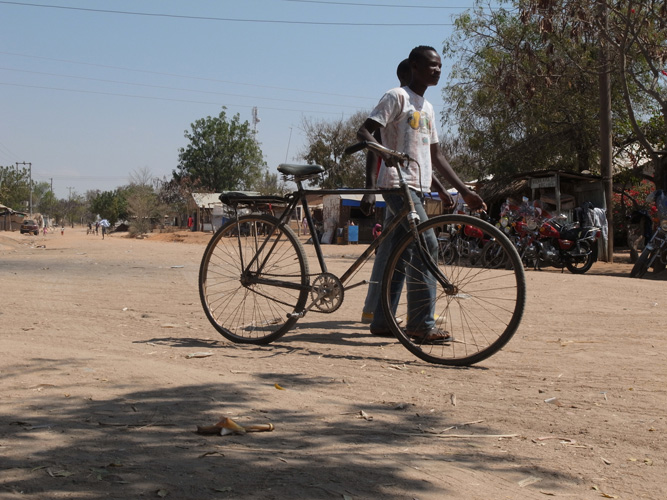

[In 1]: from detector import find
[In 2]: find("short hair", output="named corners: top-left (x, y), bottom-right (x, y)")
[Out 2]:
top-left (409, 45), bottom-right (438, 64)
top-left (396, 58), bottom-right (410, 84)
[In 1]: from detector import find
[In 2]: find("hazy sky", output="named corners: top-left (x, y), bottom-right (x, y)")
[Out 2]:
top-left (0, 0), bottom-right (490, 199)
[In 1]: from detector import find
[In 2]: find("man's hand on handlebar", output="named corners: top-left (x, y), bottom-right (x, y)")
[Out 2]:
top-left (379, 150), bottom-right (402, 169)
top-left (360, 193), bottom-right (376, 216)
top-left (436, 187), bottom-right (455, 210)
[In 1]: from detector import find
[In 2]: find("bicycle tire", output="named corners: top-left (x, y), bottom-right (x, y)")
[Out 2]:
top-left (199, 215), bottom-right (309, 344)
top-left (381, 214), bottom-right (526, 366)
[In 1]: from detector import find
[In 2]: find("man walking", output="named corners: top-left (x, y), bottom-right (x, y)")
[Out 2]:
top-left (357, 45), bottom-right (485, 343)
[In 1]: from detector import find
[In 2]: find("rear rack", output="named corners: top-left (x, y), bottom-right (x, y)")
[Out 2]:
top-left (218, 192), bottom-right (289, 207)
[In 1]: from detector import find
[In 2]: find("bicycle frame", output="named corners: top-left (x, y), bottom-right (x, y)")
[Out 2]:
top-left (226, 172), bottom-right (456, 310)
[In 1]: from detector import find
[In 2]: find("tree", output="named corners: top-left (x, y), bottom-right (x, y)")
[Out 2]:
top-left (441, 2), bottom-right (635, 180)
top-left (299, 111), bottom-right (367, 189)
top-left (31, 181), bottom-right (51, 214)
top-left (157, 177), bottom-right (193, 227)
top-left (37, 189), bottom-right (58, 217)
top-left (125, 167), bottom-right (165, 236)
top-left (90, 190), bottom-right (128, 226)
top-left (174, 107), bottom-right (265, 192)
top-left (0, 165), bottom-right (30, 211)
top-left (253, 168), bottom-right (287, 196)
top-left (518, 0), bottom-right (667, 189)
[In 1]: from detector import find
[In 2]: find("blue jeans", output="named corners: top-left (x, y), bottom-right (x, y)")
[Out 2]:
top-left (370, 190), bottom-right (438, 333)
top-left (362, 205), bottom-right (398, 317)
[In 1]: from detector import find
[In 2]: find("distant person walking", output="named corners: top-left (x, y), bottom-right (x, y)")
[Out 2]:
top-left (99, 219), bottom-right (110, 239)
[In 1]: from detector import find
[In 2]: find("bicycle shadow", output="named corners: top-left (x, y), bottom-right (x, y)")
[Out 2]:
top-left (133, 337), bottom-right (226, 349)
top-left (135, 333), bottom-right (414, 366)
top-left (285, 320), bottom-right (390, 345)
top-left (136, 322), bottom-right (489, 369)
top-left (133, 320), bottom-right (374, 350)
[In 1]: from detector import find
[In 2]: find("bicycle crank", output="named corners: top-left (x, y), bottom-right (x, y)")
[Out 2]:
top-left (309, 272), bottom-right (344, 313)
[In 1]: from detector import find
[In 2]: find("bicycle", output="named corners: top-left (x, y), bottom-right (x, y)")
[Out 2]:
top-left (199, 141), bottom-right (526, 366)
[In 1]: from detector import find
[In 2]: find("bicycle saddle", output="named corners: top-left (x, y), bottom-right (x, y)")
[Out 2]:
top-left (277, 163), bottom-right (325, 177)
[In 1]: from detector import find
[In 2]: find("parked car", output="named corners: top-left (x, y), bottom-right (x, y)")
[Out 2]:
top-left (20, 219), bottom-right (39, 235)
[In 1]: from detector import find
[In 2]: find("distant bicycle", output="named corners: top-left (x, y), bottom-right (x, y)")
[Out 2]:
top-left (199, 141), bottom-right (526, 366)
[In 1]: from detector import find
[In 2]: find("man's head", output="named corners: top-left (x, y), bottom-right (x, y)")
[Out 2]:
top-left (396, 58), bottom-right (411, 87)
top-left (408, 45), bottom-right (441, 88)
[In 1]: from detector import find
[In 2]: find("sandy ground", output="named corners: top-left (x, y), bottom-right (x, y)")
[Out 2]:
top-left (1, 227), bottom-right (665, 500)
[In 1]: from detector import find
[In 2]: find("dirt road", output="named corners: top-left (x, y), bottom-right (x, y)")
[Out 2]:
top-left (1, 228), bottom-right (665, 499)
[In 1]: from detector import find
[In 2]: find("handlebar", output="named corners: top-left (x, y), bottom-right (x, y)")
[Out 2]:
top-left (344, 141), bottom-right (412, 164)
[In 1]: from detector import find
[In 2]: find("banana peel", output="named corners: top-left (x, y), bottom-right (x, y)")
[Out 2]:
top-left (196, 417), bottom-right (274, 436)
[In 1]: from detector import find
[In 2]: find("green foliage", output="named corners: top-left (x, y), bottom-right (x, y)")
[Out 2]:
top-left (174, 107), bottom-right (265, 192)
top-left (517, 0), bottom-right (667, 188)
top-left (442, 0), bottom-right (666, 184)
top-left (89, 190), bottom-right (128, 226)
top-left (37, 189), bottom-right (58, 216)
top-left (299, 111), bottom-right (367, 189)
top-left (0, 165), bottom-right (30, 211)
top-left (253, 168), bottom-right (287, 196)
top-left (443, 3), bottom-right (623, 179)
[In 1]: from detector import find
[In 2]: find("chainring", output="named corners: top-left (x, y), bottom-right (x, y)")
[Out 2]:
top-left (310, 272), bottom-right (344, 313)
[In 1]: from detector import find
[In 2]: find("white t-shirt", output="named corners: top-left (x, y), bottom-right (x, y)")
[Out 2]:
top-left (369, 86), bottom-right (438, 192)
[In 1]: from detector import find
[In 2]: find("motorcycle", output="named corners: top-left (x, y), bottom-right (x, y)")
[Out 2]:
top-left (488, 199), bottom-right (543, 269)
top-left (630, 190), bottom-right (667, 278)
top-left (533, 216), bottom-right (601, 274)
top-left (438, 217), bottom-right (488, 265)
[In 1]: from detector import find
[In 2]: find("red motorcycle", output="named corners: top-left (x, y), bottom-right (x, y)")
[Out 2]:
top-left (532, 216), bottom-right (601, 274)
top-left (438, 213), bottom-right (489, 265)
top-left (484, 203), bottom-right (540, 269)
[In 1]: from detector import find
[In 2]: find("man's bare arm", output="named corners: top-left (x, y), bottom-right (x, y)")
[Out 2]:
top-left (430, 143), bottom-right (485, 210)
top-left (358, 119), bottom-right (399, 168)
top-left (431, 175), bottom-right (454, 209)
top-left (360, 125), bottom-right (383, 216)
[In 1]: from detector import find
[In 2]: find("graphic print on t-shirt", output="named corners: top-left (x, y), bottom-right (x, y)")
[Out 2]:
top-left (407, 111), bottom-right (432, 144)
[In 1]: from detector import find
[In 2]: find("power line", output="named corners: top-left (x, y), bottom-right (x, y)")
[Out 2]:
top-left (0, 82), bottom-right (360, 116)
top-left (0, 51), bottom-right (375, 101)
top-left (285, 0), bottom-right (469, 8)
top-left (0, 1), bottom-right (455, 26)
top-left (35, 174), bottom-right (130, 181)
top-left (0, 139), bottom-right (20, 161)
top-left (0, 66), bottom-right (374, 108)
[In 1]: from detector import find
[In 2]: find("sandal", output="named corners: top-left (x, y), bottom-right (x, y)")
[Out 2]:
top-left (408, 328), bottom-right (453, 345)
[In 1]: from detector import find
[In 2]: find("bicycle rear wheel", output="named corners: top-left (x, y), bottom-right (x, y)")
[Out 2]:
top-left (199, 215), bottom-right (309, 344)
top-left (382, 214), bottom-right (526, 366)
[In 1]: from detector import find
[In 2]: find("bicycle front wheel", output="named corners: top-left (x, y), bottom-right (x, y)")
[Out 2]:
top-left (381, 214), bottom-right (526, 366)
top-left (199, 215), bottom-right (309, 344)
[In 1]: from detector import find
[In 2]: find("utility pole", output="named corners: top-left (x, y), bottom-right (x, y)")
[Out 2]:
top-left (252, 107), bottom-right (260, 132)
top-left (285, 127), bottom-right (293, 163)
top-left (598, 0), bottom-right (614, 263)
top-left (16, 161), bottom-right (33, 216)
